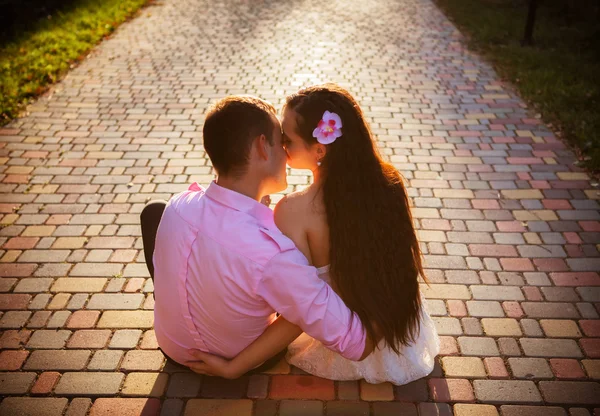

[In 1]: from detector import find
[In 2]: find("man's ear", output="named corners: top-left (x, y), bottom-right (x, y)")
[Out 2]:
top-left (255, 134), bottom-right (269, 161)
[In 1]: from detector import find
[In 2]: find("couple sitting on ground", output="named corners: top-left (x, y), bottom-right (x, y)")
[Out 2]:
top-left (140, 83), bottom-right (439, 385)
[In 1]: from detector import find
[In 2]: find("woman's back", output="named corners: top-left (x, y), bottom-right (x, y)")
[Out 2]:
top-left (274, 184), bottom-right (330, 269)
top-left (275, 183), bottom-right (441, 386)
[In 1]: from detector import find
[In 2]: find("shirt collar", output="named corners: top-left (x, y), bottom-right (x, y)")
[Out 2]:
top-left (203, 181), bottom-right (276, 230)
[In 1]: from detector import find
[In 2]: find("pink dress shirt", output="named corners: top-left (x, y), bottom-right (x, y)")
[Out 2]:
top-left (153, 182), bottom-right (366, 365)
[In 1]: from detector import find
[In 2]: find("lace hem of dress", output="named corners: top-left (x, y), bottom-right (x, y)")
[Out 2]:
top-left (286, 307), bottom-right (440, 386)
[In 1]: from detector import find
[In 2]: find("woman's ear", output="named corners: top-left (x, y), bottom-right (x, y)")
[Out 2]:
top-left (315, 143), bottom-right (327, 159)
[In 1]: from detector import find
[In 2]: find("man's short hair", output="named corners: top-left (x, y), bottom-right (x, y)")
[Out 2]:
top-left (203, 96), bottom-right (277, 177)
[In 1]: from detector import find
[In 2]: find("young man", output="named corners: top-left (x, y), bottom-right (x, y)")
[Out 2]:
top-left (141, 96), bottom-right (373, 375)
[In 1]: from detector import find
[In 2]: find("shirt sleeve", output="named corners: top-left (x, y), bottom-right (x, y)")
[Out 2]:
top-left (256, 248), bottom-right (366, 361)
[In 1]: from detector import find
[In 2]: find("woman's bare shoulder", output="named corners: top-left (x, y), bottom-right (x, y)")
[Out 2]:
top-left (273, 190), bottom-right (311, 226)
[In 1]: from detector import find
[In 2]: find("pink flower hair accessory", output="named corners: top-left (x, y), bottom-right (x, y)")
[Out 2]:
top-left (312, 111), bottom-right (343, 145)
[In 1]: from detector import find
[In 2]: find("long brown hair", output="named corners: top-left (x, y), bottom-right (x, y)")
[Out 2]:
top-left (285, 83), bottom-right (424, 352)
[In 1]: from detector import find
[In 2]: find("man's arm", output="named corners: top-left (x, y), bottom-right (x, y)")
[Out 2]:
top-left (256, 248), bottom-right (373, 361)
top-left (186, 316), bottom-right (302, 378)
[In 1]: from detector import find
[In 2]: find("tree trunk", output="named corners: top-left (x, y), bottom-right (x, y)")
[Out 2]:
top-left (522, 0), bottom-right (538, 46)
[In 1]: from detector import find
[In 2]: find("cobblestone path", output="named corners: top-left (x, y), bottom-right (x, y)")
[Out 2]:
top-left (0, 0), bottom-right (599, 414)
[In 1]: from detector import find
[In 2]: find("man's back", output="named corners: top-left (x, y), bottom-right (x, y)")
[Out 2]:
top-left (153, 182), bottom-right (286, 364)
top-left (154, 181), bottom-right (367, 366)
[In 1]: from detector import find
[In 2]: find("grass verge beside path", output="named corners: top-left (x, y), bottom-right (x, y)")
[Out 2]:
top-left (0, 0), bottom-right (150, 124)
top-left (435, 0), bottom-right (600, 172)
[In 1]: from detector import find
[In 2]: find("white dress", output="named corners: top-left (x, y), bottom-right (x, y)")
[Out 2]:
top-left (286, 266), bottom-right (440, 385)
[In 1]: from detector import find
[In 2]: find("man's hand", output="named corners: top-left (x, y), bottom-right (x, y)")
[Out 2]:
top-left (260, 195), bottom-right (271, 207)
top-left (185, 349), bottom-right (241, 379)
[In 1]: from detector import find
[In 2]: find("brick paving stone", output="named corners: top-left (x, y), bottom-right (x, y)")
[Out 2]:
top-left (121, 372), bottom-right (168, 397)
top-left (582, 360), bottom-right (600, 379)
top-left (160, 399), bottom-right (185, 416)
top-left (0, 397), bottom-right (69, 416)
top-left (422, 284), bottom-right (471, 299)
top-left (394, 379), bottom-right (428, 402)
top-left (503, 302), bottom-right (526, 318)
top-left (47, 293), bottom-right (71, 310)
top-left (568, 409), bottom-right (591, 416)
top-left (166, 373), bottom-right (202, 397)
top-left (485, 357), bottom-right (510, 379)
top-left (521, 319), bottom-right (544, 337)
top-left (67, 330), bottom-right (111, 349)
top-left (508, 358), bottom-right (553, 379)
top-left (30, 371), bottom-right (61, 395)
top-left (87, 293), bottom-right (144, 310)
top-left (120, 350), bottom-right (164, 371)
top-left (278, 400), bottom-right (323, 416)
top-left (454, 404), bottom-right (499, 416)
top-left (247, 374), bottom-right (269, 399)
top-left (97, 311), bottom-right (153, 328)
top-left (466, 301), bottom-right (505, 317)
top-left (0, 310), bottom-right (31, 328)
top-left (580, 339), bottom-right (600, 358)
top-left (183, 399), bottom-right (253, 416)
top-left (89, 398), bottom-right (161, 416)
top-left (521, 338), bottom-right (583, 358)
top-left (540, 319), bottom-right (582, 338)
top-left (434, 317), bottom-right (463, 335)
top-left (67, 310), bottom-right (100, 328)
top-left (471, 286), bottom-right (525, 301)
top-left (360, 380), bottom-right (394, 401)
top-left (327, 382), bottom-right (357, 403)
top-left (0, 329), bottom-right (31, 349)
top-left (539, 381), bottom-right (600, 405)
top-left (326, 401), bottom-right (370, 416)
top-left (473, 380), bottom-right (543, 404)
top-left (24, 350), bottom-right (90, 370)
top-left (13, 278), bottom-right (53, 293)
top-left (201, 376), bottom-right (249, 399)
top-left (0, 350), bottom-right (29, 370)
top-left (500, 406), bottom-right (568, 416)
top-left (428, 378), bottom-right (475, 402)
top-left (270, 375), bottom-right (335, 400)
top-left (0, 372), bottom-right (36, 394)
top-left (425, 299), bottom-right (449, 316)
top-left (550, 358), bottom-right (587, 379)
top-left (65, 398), bottom-right (92, 416)
top-left (54, 372), bottom-right (124, 396)
top-left (26, 330), bottom-right (71, 349)
top-left (442, 357), bottom-right (486, 378)
top-left (372, 402), bottom-right (418, 416)
top-left (109, 329), bottom-right (142, 348)
top-left (482, 318), bottom-right (523, 336)
top-left (47, 310), bottom-right (71, 328)
top-left (0, 293), bottom-right (31, 309)
top-left (550, 273), bottom-right (600, 287)
top-left (523, 303), bottom-right (580, 319)
top-left (458, 337), bottom-right (500, 356)
top-left (418, 403), bottom-right (452, 416)
top-left (140, 330), bottom-right (159, 349)
top-left (580, 320), bottom-right (600, 337)
top-left (87, 350), bottom-right (123, 371)
top-left (52, 278), bottom-right (106, 293)
top-left (541, 287), bottom-right (580, 302)
top-left (499, 337), bottom-right (523, 357)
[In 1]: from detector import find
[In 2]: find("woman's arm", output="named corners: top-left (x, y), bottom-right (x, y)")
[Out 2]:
top-left (186, 315), bottom-right (302, 378)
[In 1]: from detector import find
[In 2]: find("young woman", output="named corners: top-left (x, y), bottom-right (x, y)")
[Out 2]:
top-left (188, 83), bottom-right (439, 385)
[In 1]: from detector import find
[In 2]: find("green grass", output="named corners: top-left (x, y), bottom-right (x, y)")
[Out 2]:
top-left (0, 0), bottom-right (150, 124)
top-left (435, 0), bottom-right (600, 172)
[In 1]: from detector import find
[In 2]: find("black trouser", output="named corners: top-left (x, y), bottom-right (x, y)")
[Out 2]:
top-left (140, 200), bottom-right (286, 374)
